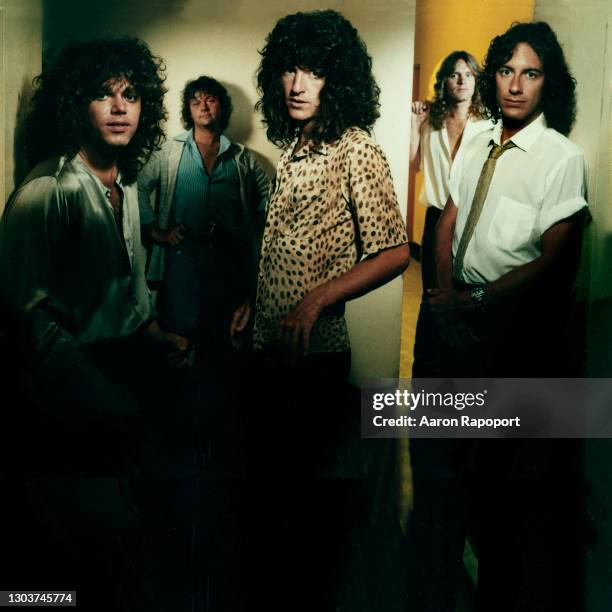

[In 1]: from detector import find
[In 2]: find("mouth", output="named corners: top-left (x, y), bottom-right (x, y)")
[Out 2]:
top-left (288, 99), bottom-right (308, 107)
top-left (106, 122), bottom-right (130, 132)
top-left (503, 99), bottom-right (526, 108)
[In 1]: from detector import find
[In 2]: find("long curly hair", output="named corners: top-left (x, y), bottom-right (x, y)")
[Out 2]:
top-left (25, 38), bottom-right (167, 184)
top-left (429, 51), bottom-right (486, 130)
top-left (180, 75), bottom-right (233, 132)
top-left (479, 22), bottom-right (576, 135)
top-left (256, 10), bottom-right (380, 148)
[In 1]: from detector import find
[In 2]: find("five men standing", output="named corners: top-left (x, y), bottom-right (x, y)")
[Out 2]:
top-left (0, 13), bottom-right (592, 612)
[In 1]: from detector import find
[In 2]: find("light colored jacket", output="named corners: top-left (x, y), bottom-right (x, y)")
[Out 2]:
top-left (137, 131), bottom-right (269, 282)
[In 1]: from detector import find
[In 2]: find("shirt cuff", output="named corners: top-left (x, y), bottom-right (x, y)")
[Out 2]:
top-left (539, 197), bottom-right (588, 235)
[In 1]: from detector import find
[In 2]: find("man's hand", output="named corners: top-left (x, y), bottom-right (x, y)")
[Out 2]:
top-left (144, 320), bottom-right (191, 368)
top-left (427, 289), bottom-right (479, 349)
top-left (229, 300), bottom-right (251, 350)
top-left (275, 285), bottom-right (329, 363)
top-left (411, 100), bottom-right (430, 129)
top-left (150, 224), bottom-right (187, 247)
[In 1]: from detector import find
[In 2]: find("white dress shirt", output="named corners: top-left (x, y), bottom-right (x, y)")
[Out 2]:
top-left (419, 117), bottom-right (492, 210)
top-left (449, 113), bottom-right (588, 284)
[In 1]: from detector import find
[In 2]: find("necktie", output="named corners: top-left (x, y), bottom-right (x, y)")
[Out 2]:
top-left (453, 140), bottom-right (517, 279)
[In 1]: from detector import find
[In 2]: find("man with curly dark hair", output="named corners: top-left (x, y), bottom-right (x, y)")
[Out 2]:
top-left (430, 21), bottom-right (587, 373)
top-left (254, 9), bottom-right (409, 364)
top-left (0, 37), bottom-right (196, 612)
top-left (246, 9), bottom-right (409, 610)
top-left (406, 22), bottom-right (588, 612)
top-left (138, 75), bottom-right (268, 362)
top-left (0, 38), bottom-right (189, 458)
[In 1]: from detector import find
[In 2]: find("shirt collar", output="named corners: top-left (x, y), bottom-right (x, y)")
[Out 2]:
top-left (187, 130), bottom-right (233, 156)
top-left (288, 135), bottom-right (333, 161)
top-left (70, 153), bottom-right (124, 187)
top-left (491, 112), bottom-right (547, 152)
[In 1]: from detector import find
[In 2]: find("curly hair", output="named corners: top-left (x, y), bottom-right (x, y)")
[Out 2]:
top-left (256, 10), bottom-right (381, 147)
top-left (479, 22), bottom-right (576, 135)
top-left (25, 38), bottom-right (167, 184)
top-left (428, 51), bottom-right (486, 130)
top-left (180, 75), bottom-right (233, 132)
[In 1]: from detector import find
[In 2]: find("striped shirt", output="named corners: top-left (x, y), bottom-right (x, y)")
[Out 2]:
top-left (170, 132), bottom-right (241, 232)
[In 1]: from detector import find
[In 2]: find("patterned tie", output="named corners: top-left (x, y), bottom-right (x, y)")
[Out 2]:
top-left (453, 140), bottom-right (517, 279)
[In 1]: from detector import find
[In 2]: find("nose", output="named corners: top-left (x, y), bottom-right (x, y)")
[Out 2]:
top-left (291, 69), bottom-right (305, 94)
top-left (110, 94), bottom-right (127, 114)
top-left (457, 74), bottom-right (464, 85)
top-left (508, 74), bottom-right (522, 95)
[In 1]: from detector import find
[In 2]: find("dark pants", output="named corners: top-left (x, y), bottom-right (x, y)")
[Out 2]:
top-left (1, 331), bottom-right (199, 611)
top-left (420, 205), bottom-right (443, 293)
top-left (162, 245), bottom-right (237, 347)
top-left (407, 285), bottom-right (585, 610)
top-left (241, 350), bottom-right (364, 611)
top-left (407, 437), bottom-right (584, 612)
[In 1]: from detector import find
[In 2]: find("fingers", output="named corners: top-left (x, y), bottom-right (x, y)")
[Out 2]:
top-left (275, 317), bottom-right (304, 364)
top-left (235, 302), bottom-right (251, 332)
top-left (165, 332), bottom-right (190, 352)
top-left (167, 224), bottom-right (186, 246)
top-left (411, 100), bottom-right (429, 115)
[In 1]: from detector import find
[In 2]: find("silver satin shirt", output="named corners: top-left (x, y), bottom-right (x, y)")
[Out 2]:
top-left (0, 154), bottom-right (155, 364)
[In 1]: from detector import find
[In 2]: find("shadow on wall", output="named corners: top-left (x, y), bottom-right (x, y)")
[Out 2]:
top-left (42, 0), bottom-right (191, 60)
top-left (12, 77), bottom-right (36, 192)
top-left (224, 82), bottom-right (275, 179)
top-left (586, 232), bottom-right (612, 377)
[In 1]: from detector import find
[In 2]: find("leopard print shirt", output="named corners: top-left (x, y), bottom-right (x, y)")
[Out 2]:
top-left (253, 127), bottom-right (408, 353)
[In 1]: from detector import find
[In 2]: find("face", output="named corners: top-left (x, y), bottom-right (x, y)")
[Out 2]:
top-left (189, 90), bottom-right (222, 130)
top-left (495, 42), bottom-right (545, 128)
top-left (87, 79), bottom-right (141, 149)
top-left (445, 59), bottom-right (476, 103)
top-left (282, 67), bottom-right (326, 125)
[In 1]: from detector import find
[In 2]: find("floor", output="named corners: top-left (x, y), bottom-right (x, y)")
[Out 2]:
top-left (399, 259), bottom-right (422, 379)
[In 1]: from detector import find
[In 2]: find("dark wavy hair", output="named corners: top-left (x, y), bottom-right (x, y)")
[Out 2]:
top-left (479, 22), bottom-right (576, 135)
top-left (25, 38), bottom-right (167, 184)
top-left (256, 10), bottom-right (380, 147)
top-left (429, 51), bottom-right (486, 130)
top-left (181, 75), bottom-right (233, 132)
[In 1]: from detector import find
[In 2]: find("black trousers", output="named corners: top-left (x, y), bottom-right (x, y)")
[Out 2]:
top-left (407, 286), bottom-right (585, 610)
top-left (419, 205), bottom-right (443, 293)
top-left (406, 435), bottom-right (584, 612)
top-left (241, 350), bottom-right (365, 611)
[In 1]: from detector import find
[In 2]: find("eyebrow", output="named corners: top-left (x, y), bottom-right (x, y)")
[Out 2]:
top-left (499, 64), bottom-right (543, 73)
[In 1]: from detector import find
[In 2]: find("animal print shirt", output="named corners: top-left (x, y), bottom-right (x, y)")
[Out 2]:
top-left (253, 127), bottom-right (408, 353)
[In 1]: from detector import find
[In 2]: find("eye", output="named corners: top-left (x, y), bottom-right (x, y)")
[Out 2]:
top-left (282, 68), bottom-right (296, 76)
top-left (94, 88), bottom-right (111, 101)
top-left (123, 89), bottom-right (139, 102)
top-left (498, 67), bottom-right (512, 77)
top-left (525, 70), bottom-right (540, 79)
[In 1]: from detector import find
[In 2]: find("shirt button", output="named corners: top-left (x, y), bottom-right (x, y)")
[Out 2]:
top-left (264, 235), bottom-right (271, 243)
top-left (105, 190), bottom-right (111, 199)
